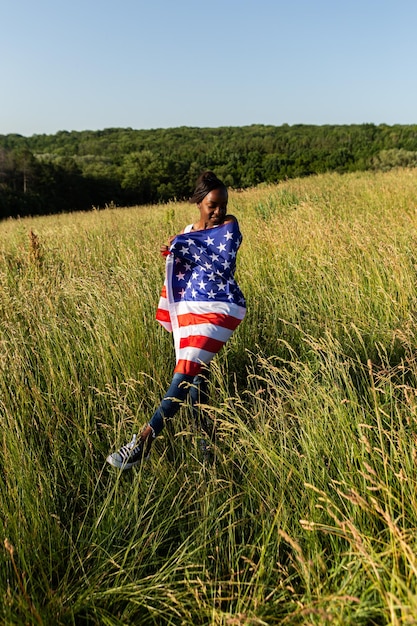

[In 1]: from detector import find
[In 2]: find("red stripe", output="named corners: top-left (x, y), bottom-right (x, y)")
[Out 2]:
top-left (174, 360), bottom-right (204, 376)
top-left (160, 285), bottom-right (167, 297)
top-left (156, 308), bottom-right (171, 323)
top-left (179, 334), bottom-right (225, 353)
top-left (177, 312), bottom-right (242, 330)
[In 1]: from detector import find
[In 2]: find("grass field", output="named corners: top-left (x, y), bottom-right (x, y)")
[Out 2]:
top-left (2, 168), bottom-right (417, 624)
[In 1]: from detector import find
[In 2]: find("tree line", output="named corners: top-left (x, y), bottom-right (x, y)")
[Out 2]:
top-left (1, 123), bottom-right (417, 219)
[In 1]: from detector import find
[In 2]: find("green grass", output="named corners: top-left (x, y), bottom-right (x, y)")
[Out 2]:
top-left (2, 169), bottom-right (417, 624)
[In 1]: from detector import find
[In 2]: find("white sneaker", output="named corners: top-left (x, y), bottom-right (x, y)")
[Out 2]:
top-left (106, 434), bottom-right (150, 470)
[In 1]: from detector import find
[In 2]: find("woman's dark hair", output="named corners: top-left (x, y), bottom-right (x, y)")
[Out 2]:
top-left (190, 171), bottom-right (227, 204)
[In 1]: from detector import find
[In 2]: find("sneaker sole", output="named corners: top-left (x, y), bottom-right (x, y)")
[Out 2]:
top-left (106, 454), bottom-right (149, 470)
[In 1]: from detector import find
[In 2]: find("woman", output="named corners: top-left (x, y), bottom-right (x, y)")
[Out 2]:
top-left (107, 171), bottom-right (246, 469)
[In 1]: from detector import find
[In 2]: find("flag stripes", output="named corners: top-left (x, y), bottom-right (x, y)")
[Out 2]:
top-left (156, 220), bottom-right (246, 376)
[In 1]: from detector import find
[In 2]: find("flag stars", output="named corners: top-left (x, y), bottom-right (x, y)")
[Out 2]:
top-left (170, 224), bottom-right (243, 305)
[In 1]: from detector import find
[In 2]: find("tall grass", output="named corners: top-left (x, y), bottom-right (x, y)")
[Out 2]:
top-left (2, 169), bottom-right (417, 624)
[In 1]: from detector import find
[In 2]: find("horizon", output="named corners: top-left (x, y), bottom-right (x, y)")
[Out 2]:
top-left (2, 120), bottom-right (416, 141)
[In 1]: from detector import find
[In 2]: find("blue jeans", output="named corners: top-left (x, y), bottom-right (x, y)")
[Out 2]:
top-left (148, 371), bottom-right (209, 437)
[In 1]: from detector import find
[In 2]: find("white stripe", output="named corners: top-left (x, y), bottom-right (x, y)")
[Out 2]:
top-left (177, 347), bottom-right (217, 365)
top-left (176, 323), bottom-right (234, 343)
top-left (158, 320), bottom-right (172, 332)
top-left (174, 299), bottom-right (246, 319)
top-left (157, 296), bottom-right (169, 309)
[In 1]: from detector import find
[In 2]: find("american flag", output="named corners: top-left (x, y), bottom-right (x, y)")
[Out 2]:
top-left (156, 220), bottom-right (246, 376)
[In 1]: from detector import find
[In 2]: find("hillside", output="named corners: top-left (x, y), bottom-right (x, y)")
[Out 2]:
top-left (2, 169), bottom-right (417, 623)
top-left (1, 123), bottom-right (417, 219)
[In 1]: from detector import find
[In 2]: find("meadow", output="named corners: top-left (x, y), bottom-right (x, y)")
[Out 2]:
top-left (1, 168), bottom-right (417, 624)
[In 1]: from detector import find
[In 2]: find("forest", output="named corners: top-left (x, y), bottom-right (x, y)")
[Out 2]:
top-left (1, 123), bottom-right (417, 219)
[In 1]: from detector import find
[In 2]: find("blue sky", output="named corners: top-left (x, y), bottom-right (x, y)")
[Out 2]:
top-left (1, 0), bottom-right (416, 136)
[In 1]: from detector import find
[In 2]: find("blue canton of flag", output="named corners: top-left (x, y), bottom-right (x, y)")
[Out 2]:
top-left (169, 221), bottom-right (246, 307)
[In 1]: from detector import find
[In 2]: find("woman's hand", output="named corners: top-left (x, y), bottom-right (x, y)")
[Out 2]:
top-left (160, 234), bottom-right (177, 257)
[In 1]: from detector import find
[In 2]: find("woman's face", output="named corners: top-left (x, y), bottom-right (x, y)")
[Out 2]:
top-left (198, 187), bottom-right (228, 229)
